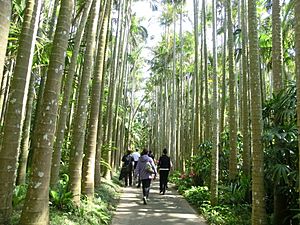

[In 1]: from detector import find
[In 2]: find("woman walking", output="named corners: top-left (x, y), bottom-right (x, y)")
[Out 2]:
top-left (135, 148), bottom-right (157, 205)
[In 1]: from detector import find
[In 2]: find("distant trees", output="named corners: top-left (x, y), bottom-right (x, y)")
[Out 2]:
top-left (0, 0), bottom-right (299, 224)
top-left (148, 0), bottom-right (296, 223)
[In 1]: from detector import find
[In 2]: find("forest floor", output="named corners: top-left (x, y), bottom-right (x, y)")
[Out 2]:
top-left (111, 180), bottom-right (207, 225)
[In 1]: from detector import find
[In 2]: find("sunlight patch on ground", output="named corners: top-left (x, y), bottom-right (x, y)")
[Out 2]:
top-left (168, 213), bottom-right (199, 219)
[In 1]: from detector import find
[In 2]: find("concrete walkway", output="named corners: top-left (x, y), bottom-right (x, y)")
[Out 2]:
top-left (111, 181), bottom-right (207, 225)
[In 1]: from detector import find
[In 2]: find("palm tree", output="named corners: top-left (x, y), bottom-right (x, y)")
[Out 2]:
top-left (16, 73), bottom-right (36, 185)
top-left (0, 0), bottom-right (11, 96)
top-left (50, 0), bottom-right (93, 187)
top-left (220, 9), bottom-right (226, 137)
top-left (193, 0), bottom-right (199, 154)
top-left (248, 0), bottom-right (267, 224)
top-left (171, 0), bottom-right (177, 161)
top-left (210, 0), bottom-right (219, 206)
top-left (241, 0), bottom-right (250, 177)
top-left (68, 0), bottom-right (100, 204)
top-left (227, 0), bottom-right (238, 180)
top-left (95, 15), bottom-right (111, 188)
top-left (272, 0), bottom-right (283, 93)
top-left (82, 0), bottom-right (111, 198)
top-left (102, 0), bottom-right (125, 178)
top-left (202, 0), bottom-right (209, 141)
top-left (110, 0), bottom-right (132, 173)
top-left (295, 0), bottom-right (300, 215)
top-left (176, 0), bottom-right (184, 169)
top-left (19, 0), bottom-right (74, 223)
top-left (0, 0), bottom-right (42, 222)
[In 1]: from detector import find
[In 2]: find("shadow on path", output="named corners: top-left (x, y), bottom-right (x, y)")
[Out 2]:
top-left (111, 181), bottom-right (207, 225)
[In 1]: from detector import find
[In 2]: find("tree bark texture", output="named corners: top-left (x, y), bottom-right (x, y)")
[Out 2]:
top-left (0, 0), bottom-right (41, 222)
top-left (248, 0), bottom-right (267, 224)
top-left (19, 0), bottom-right (73, 223)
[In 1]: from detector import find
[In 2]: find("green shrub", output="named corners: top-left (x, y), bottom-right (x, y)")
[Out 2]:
top-left (218, 175), bottom-right (251, 205)
top-left (72, 198), bottom-right (110, 225)
top-left (49, 174), bottom-right (74, 211)
top-left (199, 203), bottom-right (251, 225)
top-left (170, 171), bottom-right (194, 193)
top-left (171, 177), bottom-right (251, 225)
top-left (183, 186), bottom-right (210, 205)
top-left (50, 177), bottom-right (121, 225)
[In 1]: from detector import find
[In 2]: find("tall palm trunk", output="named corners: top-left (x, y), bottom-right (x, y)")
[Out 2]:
top-left (29, 0), bottom-right (60, 169)
top-left (82, 0), bottom-right (111, 198)
top-left (295, 0), bottom-right (300, 218)
top-left (19, 0), bottom-right (73, 223)
top-left (0, 0), bottom-right (42, 222)
top-left (16, 72), bottom-right (36, 185)
top-left (210, 0), bottom-right (219, 206)
top-left (272, 0), bottom-right (283, 93)
top-left (220, 11), bottom-right (226, 136)
top-left (171, 1), bottom-right (177, 159)
top-left (202, 0), bottom-right (209, 140)
top-left (176, 1), bottom-right (184, 169)
top-left (103, 0), bottom-right (125, 178)
top-left (248, 0), bottom-right (267, 224)
top-left (0, 0), bottom-right (11, 114)
top-left (199, 4), bottom-right (204, 144)
top-left (68, 0), bottom-right (100, 204)
top-left (111, 0), bottom-right (131, 172)
top-left (227, 0), bottom-right (238, 180)
top-left (193, 0), bottom-right (199, 154)
top-left (241, 0), bottom-right (250, 177)
top-left (50, 0), bottom-right (93, 187)
top-left (0, 59), bottom-right (13, 127)
top-left (95, 22), bottom-right (111, 189)
top-left (47, 0), bottom-right (60, 40)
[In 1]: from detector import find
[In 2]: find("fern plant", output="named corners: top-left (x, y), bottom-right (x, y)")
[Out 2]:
top-left (13, 184), bottom-right (28, 207)
top-left (49, 174), bottom-right (74, 211)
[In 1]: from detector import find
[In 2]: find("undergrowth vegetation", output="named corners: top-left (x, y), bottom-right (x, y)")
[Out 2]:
top-left (170, 172), bottom-right (251, 225)
top-left (170, 83), bottom-right (299, 225)
top-left (12, 176), bottom-right (121, 225)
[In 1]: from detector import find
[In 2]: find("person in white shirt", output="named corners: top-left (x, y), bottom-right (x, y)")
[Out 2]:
top-left (132, 148), bottom-right (140, 169)
top-left (132, 149), bottom-right (141, 187)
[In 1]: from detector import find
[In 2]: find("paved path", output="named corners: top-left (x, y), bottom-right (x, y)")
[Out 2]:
top-left (111, 181), bottom-right (207, 225)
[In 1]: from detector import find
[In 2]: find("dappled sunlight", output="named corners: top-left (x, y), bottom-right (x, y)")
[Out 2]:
top-left (168, 213), bottom-right (199, 219)
top-left (111, 181), bottom-right (207, 225)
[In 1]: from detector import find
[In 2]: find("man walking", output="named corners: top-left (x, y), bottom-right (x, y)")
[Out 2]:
top-left (132, 148), bottom-right (140, 169)
top-left (132, 148), bottom-right (141, 187)
top-left (121, 150), bottom-right (134, 186)
top-left (157, 148), bottom-right (172, 195)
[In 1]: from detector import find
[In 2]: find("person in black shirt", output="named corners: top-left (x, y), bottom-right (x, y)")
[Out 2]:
top-left (121, 150), bottom-right (134, 186)
top-left (157, 148), bottom-right (172, 194)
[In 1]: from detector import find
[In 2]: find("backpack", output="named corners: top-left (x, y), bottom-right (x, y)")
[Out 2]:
top-left (123, 154), bottom-right (133, 170)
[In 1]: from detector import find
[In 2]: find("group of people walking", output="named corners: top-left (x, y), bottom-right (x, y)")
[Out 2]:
top-left (119, 148), bottom-right (172, 205)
